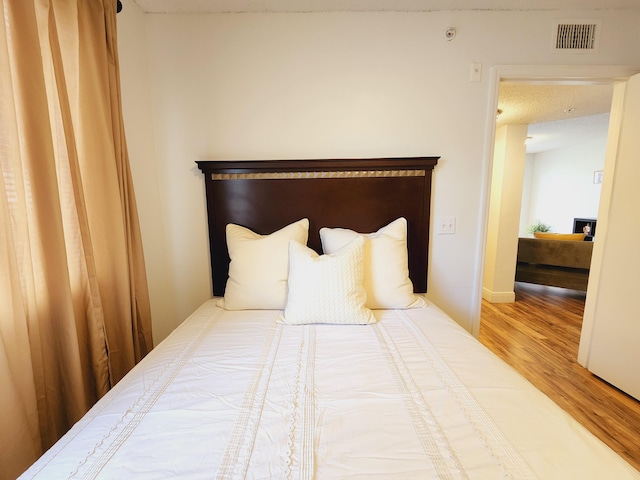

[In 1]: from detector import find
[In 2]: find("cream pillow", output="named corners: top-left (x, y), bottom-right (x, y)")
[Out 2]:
top-left (320, 218), bottom-right (424, 309)
top-left (219, 218), bottom-right (309, 310)
top-left (280, 237), bottom-right (375, 325)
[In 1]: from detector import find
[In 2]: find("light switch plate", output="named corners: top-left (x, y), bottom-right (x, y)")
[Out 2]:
top-left (470, 63), bottom-right (482, 82)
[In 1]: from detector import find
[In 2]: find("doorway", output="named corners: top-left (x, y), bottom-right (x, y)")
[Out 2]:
top-left (480, 79), bottom-right (612, 381)
top-left (482, 81), bottom-right (612, 305)
top-left (472, 64), bottom-right (640, 339)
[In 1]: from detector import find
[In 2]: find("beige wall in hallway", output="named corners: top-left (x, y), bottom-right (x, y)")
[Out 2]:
top-left (483, 124), bottom-right (528, 303)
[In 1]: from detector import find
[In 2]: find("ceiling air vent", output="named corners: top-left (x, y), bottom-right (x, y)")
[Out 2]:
top-left (553, 20), bottom-right (601, 53)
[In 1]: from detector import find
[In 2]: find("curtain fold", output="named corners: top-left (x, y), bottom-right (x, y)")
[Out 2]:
top-left (0, 1), bottom-right (153, 478)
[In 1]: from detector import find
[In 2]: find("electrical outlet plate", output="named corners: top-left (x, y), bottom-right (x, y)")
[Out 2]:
top-left (437, 216), bottom-right (456, 235)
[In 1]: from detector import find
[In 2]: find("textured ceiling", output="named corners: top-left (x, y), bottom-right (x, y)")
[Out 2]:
top-left (498, 83), bottom-right (614, 153)
top-left (134, 0), bottom-right (640, 13)
top-left (497, 83), bottom-right (613, 126)
top-left (525, 112), bottom-right (611, 154)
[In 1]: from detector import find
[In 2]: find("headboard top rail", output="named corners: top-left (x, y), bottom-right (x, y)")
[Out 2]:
top-left (196, 157), bottom-right (438, 174)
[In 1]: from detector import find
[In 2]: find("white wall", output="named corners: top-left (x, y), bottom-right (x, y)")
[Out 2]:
top-left (117, 2), bottom-right (640, 341)
top-left (521, 135), bottom-right (607, 236)
top-left (519, 153), bottom-right (535, 236)
top-left (117, 1), bottom-right (180, 343)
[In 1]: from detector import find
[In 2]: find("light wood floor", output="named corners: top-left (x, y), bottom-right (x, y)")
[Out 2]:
top-left (479, 282), bottom-right (640, 473)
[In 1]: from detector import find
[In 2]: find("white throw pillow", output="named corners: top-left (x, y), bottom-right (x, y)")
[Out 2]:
top-left (281, 237), bottom-right (375, 325)
top-left (319, 218), bottom-right (424, 309)
top-left (219, 218), bottom-right (309, 310)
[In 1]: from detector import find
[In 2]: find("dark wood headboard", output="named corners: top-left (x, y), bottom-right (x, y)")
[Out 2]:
top-left (196, 157), bottom-right (438, 297)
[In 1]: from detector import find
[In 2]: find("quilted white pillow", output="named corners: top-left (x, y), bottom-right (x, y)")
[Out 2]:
top-left (219, 218), bottom-right (309, 310)
top-left (281, 237), bottom-right (375, 325)
top-left (319, 218), bottom-right (424, 309)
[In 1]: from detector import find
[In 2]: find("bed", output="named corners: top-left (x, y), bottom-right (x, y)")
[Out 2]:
top-left (19, 157), bottom-right (639, 479)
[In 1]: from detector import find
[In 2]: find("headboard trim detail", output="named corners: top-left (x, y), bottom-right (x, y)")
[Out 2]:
top-left (212, 170), bottom-right (426, 181)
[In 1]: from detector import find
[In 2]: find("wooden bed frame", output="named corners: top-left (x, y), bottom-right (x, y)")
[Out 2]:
top-left (196, 157), bottom-right (439, 297)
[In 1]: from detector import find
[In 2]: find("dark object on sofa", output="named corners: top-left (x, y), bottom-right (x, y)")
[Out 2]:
top-left (515, 237), bottom-right (593, 291)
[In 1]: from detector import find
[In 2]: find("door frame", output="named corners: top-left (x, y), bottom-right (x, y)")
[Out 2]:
top-left (472, 64), bottom-right (640, 337)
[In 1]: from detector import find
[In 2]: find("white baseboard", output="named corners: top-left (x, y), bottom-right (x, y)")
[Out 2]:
top-left (482, 287), bottom-right (515, 303)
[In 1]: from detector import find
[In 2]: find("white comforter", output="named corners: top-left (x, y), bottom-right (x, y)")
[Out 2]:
top-left (20, 299), bottom-right (640, 479)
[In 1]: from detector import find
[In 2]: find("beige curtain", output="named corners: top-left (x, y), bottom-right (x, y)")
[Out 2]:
top-left (0, 1), bottom-right (153, 478)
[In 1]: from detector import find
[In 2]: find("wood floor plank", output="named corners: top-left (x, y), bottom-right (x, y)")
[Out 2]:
top-left (479, 282), bottom-right (640, 472)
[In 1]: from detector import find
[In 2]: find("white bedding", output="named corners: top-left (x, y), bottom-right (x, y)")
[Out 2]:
top-left (20, 299), bottom-right (640, 479)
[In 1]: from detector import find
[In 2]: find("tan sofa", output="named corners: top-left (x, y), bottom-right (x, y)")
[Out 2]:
top-left (515, 237), bottom-right (593, 291)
